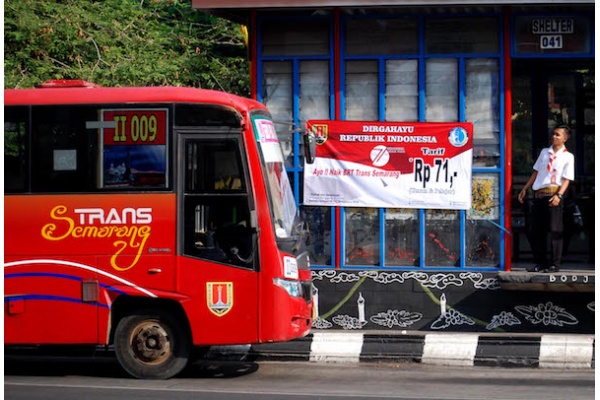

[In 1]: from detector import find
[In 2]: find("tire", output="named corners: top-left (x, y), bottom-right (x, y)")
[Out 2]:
top-left (114, 312), bottom-right (190, 379)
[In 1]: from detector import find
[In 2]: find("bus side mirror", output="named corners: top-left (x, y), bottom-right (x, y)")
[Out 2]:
top-left (303, 131), bottom-right (317, 164)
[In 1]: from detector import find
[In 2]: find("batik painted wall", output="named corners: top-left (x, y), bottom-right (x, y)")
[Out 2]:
top-left (311, 270), bottom-right (594, 333)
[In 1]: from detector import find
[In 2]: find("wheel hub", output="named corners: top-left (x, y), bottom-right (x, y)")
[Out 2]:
top-left (132, 322), bottom-right (171, 364)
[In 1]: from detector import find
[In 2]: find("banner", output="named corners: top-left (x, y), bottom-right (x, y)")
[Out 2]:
top-left (303, 120), bottom-right (473, 209)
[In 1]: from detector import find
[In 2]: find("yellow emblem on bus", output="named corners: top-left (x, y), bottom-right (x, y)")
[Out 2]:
top-left (206, 282), bottom-right (233, 317)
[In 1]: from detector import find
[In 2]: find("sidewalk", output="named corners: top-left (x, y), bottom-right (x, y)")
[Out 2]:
top-left (230, 331), bottom-right (595, 369)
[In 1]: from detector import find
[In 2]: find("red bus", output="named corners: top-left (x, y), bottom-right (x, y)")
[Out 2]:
top-left (4, 80), bottom-right (316, 379)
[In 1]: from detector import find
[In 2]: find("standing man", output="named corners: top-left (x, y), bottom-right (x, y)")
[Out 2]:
top-left (517, 125), bottom-right (574, 273)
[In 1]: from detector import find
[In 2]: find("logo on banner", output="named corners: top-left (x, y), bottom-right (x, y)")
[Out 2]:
top-left (311, 124), bottom-right (329, 145)
top-left (207, 282), bottom-right (233, 317)
top-left (448, 127), bottom-right (469, 148)
top-left (370, 145), bottom-right (390, 167)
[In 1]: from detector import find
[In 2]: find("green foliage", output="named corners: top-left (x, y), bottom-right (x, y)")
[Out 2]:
top-left (4, 0), bottom-right (250, 96)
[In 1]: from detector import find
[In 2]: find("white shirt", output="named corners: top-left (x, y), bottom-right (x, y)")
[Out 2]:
top-left (531, 145), bottom-right (575, 190)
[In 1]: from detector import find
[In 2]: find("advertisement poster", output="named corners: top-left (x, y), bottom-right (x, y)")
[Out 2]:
top-left (303, 120), bottom-right (473, 209)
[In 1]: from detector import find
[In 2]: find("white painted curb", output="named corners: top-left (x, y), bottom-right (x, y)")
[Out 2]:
top-left (421, 333), bottom-right (479, 366)
top-left (539, 334), bottom-right (595, 369)
top-left (251, 332), bottom-right (595, 369)
top-left (310, 332), bottom-right (364, 363)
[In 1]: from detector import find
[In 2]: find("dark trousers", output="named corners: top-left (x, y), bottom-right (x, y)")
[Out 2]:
top-left (530, 196), bottom-right (564, 267)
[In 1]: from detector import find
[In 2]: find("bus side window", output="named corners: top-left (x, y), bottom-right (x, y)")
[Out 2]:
top-left (183, 138), bottom-right (255, 268)
top-left (30, 106), bottom-right (98, 193)
top-left (4, 106), bottom-right (28, 193)
top-left (213, 147), bottom-right (244, 192)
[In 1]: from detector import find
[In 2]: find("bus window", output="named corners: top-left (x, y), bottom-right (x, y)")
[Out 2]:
top-left (31, 106), bottom-right (100, 193)
top-left (175, 103), bottom-right (241, 127)
top-left (4, 106), bottom-right (28, 193)
top-left (182, 138), bottom-right (255, 267)
top-left (17, 105), bottom-right (169, 193)
top-left (101, 108), bottom-right (168, 189)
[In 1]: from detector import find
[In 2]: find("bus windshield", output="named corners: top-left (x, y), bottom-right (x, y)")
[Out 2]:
top-left (251, 115), bottom-right (298, 238)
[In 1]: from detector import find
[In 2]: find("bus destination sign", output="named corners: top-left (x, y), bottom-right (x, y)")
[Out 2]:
top-left (103, 109), bottom-right (168, 145)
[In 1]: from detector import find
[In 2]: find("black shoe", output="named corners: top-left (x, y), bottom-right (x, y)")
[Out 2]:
top-left (546, 265), bottom-right (560, 273)
top-left (526, 264), bottom-right (546, 272)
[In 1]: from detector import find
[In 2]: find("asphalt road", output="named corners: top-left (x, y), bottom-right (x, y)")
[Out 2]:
top-left (4, 357), bottom-right (595, 400)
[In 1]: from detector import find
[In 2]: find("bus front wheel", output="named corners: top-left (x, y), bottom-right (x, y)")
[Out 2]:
top-left (114, 312), bottom-right (190, 379)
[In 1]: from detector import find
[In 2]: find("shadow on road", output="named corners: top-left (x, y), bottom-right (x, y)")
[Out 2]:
top-left (4, 354), bottom-right (260, 380)
top-left (4, 356), bottom-right (131, 378)
top-left (180, 360), bottom-right (259, 379)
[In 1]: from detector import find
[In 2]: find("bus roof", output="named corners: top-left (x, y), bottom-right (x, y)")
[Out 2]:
top-left (4, 81), bottom-right (268, 114)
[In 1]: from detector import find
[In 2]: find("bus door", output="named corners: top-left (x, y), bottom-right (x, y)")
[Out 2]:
top-left (176, 132), bottom-right (260, 345)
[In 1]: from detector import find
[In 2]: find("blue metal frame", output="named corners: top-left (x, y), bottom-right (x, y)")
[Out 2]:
top-left (338, 11), bottom-right (504, 270)
top-left (256, 15), bottom-right (337, 269)
top-left (255, 10), bottom-right (515, 271)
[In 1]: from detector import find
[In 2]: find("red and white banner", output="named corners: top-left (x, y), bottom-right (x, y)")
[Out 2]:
top-left (303, 120), bottom-right (473, 209)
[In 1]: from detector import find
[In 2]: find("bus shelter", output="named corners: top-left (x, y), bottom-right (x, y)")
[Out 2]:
top-left (193, 0), bottom-right (594, 334)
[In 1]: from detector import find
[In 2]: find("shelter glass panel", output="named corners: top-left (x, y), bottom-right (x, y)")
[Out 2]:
top-left (345, 18), bottom-right (418, 55)
top-left (581, 73), bottom-right (594, 177)
top-left (300, 60), bottom-right (330, 122)
top-left (300, 60), bottom-right (330, 166)
top-left (511, 75), bottom-right (534, 176)
top-left (425, 209), bottom-right (460, 267)
top-left (426, 59), bottom-right (458, 122)
top-left (345, 60), bottom-right (378, 121)
top-left (262, 19), bottom-right (329, 56)
top-left (263, 61), bottom-right (294, 167)
top-left (385, 209), bottom-right (419, 267)
top-left (425, 17), bottom-right (499, 54)
top-left (301, 206), bottom-right (333, 266)
top-left (466, 173), bottom-right (501, 268)
top-left (385, 60), bottom-right (419, 122)
top-left (466, 58), bottom-right (500, 167)
top-left (345, 207), bottom-right (380, 266)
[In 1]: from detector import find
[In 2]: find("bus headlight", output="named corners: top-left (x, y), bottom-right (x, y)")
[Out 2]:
top-left (273, 278), bottom-right (303, 298)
